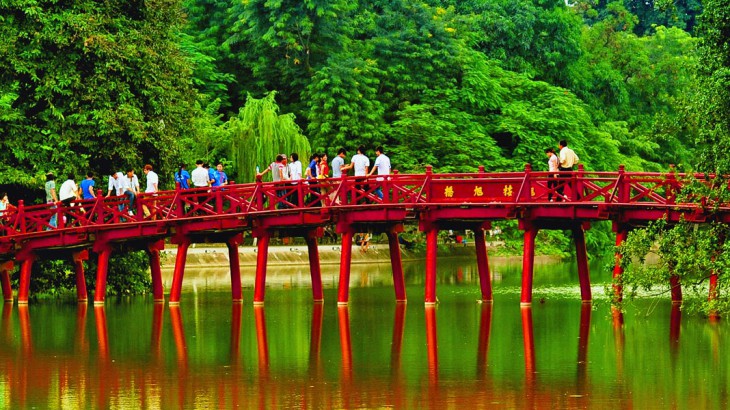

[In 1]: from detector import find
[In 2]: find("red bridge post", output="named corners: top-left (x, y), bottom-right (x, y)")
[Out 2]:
top-left (670, 274), bottom-right (682, 304)
top-left (93, 243), bottom-right (113, 305)
top-left (573, 225), bottom-right (592, 302)
top-left (612, 222), bottom-right (629, 303)
top-left (423, 223), bottom-right (439, 306)
top-left (473, 226), bottom-right (492, 302)
top-left (305, 230), bottom-right (324, 302)
top-left (386, 225), bottom-right (406, 302)
top-left (520, 221), bottom-right (538, 305)
top-left (17, 253), bottom-right (36, 305)
top-left (337, 228), bottom-right (354, 305)
top-left (253, 229), bottom-right (271, 305)
top-left (227, 234), bottom-right (244, 303)
top-left (72, 250), bottom-right (89, 303)
top-left (168, 238), bottom-right (190, 305)
top-left (147, 240), bottom-right (166, 302)
top-left (0, 261), bottom-right (14, 302)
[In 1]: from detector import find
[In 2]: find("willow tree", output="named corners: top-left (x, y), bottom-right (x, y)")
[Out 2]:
top-left (230, 92), bottom-right (311, 182)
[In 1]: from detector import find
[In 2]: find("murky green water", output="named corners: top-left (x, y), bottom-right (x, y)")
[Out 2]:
top-left (1, 256), bottom-right (728, 409)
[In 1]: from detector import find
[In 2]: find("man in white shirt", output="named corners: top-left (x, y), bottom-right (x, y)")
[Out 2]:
top-left (122, 168), bottom-right (139, 215)
top-left (558, 140), bottom-right (580, 200)
top-left (191, 160), bottom-right (210, 188)
top-left (106, 172), bottom-right (125, 197)
top-left (350, 145), bottom-right (370, 177)
top-left (59, 174), bottom-right (80, 206)
top-left (143, 164), bottom-right (159, 193)
top-left (143, 164), bottom-right (159, 218)
top-left (350, 146), bottom-right (370, 203)
top-left (368, 146), bottom-right (391, 200)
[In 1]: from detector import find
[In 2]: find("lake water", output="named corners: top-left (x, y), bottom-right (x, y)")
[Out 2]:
top-left (0, 256), bottom-right (728, 409)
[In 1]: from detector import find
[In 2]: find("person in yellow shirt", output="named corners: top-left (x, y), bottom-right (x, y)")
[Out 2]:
top-left (557, 140), bottom-right (580, 201)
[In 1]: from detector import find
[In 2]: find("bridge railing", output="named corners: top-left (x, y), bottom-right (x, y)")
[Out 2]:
top-left (1, 167), bottom-right (724, 241)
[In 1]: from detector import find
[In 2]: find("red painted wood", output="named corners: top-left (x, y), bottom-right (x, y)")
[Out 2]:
top-left (424, 227), bottom-right (438, 305)
top-left (253, 232), bottom-right (270, 304)
top-left (474, 229), bottom-right (492, 301)
top-left (670, 275), bottom-right (682, 304)
top-left (573, 227), bottom-right (592, 302)
top-left (74, 258), bottom-right (88, 302)
top-left (17, 257), bottom-right (35, 304)
top-left (521, 226), bottom-right (538, 305)
top-left (0, 261), bottom-right (14, 302)
top-left (169, 240), bottom-right (190, 305)
top-left (305, 235), bottom-right (324, 302)
top-left (612, 228), bottom-right (628, 303)
top-left (337, 230), bottom-right (354, 304)
top-left (227, 237), bottom-right (243, 302)
top-left (387, 232), bottom-right (406, 302)
top-left (148, 249), bottom-right (164, 302)
top-left (93, 247), bottom-right (112, 304)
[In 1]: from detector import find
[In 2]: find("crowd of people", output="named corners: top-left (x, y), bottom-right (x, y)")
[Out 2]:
top-left (2, 140), bottom-right (579, 226)
top-left (37, 162), bottom-right (228, 227)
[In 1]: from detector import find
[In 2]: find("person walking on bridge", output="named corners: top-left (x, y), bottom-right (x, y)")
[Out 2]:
top-left (368, 146), bottom-right (390, 200)
top-left (558, 140), bottom-right (580, 201)
top-left (545, 148), bottom-right (559, 202)
top-left (350, 145), bottom-right (370, 204)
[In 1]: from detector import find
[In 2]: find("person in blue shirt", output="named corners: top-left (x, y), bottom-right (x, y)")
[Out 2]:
top-left (79, 172), bottom-right (96, 200)
top-left (213, 163), bottom-right (228, 187)
top-left (205, 163), bottom-right (219, 187)
top-left (175, 164), bottom-right (191, 189)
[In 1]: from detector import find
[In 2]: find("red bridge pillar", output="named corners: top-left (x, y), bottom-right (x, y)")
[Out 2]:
top-left (337, 228), bottom-right (354, 305)
top-left (423, 223), bottom-right (439, 306)
top-left (0, 261), bottom-right (14, 303)
top-left (305, 230), bottom-right (324, 303)
top-left (17, 253), bottom-right (37, 305)
top-left (386, 225), bottom-right (406, 302)
top-left (253, 229), bottom-right (271, 305)
top-left (520, 221), bottom-right (538, 305)
top-left (572, 225), bottom-right (592, 302)
top-left (473, 227), bottom-right (492, 302)
top-left (72, 250), bottom-right (89, 303)
top-left (93, 243), bottom-right (113, 305)
top-left (612, 223), bottom-right (629, 303)
top-left (168, 238), bottom-right (191, 306)
top-left (227, 234), bottom-right (244, 303)
top-left (670, 274), bottom-right (682, 305)
top-left (147, 240), bottom-right (166, 303)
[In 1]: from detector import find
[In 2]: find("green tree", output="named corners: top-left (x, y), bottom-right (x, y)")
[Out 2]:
top-left (229, 92), bottom-right (311, 182)
top-left (0, 0), bottom-right (201, 186)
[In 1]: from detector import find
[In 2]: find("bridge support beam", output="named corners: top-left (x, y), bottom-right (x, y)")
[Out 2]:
top-left (93, 245), bottom-right (112, 305)
top-left (612, 225), bottom-right (629, 303)
top-left (227, 234), bottom-right (243, 303)
top-left (709, 270), bottom-right (719, 320)
top-left (253, 230), bottom-right (271, 305)
top-left (1, 261), bottom-right (14, 303)
top-left (72, 250), bottom-right (89, 303)
top-left (169, 238), bottom-right (191, 306)
top-left (424, 225), bottom-right (439, 306)
top-left (520, 222), bottom-right (538, 306)
top-left (670, 275), bottom-right (682, 305)
top-left (337, 229), bottom-right (354, 305)
top-left (305, 232), bottom-right (324, 302)
top-left (17, 254), bottom-right (36, 305)
top-left (387, 229), bottom-right (407, 302)
top-left (473, 228), bottom-right (492, 302)
top-left (572, 226), bottom-right (592, 302)
top-left (147, 240), bottom-right (165, 303)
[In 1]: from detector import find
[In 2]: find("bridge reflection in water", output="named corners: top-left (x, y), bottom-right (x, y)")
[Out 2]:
top-left (0, 286), bottom-right (724, 408)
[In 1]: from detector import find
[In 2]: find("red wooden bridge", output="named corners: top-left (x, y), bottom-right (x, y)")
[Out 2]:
top-left (0, 164), bottom-right (725, 306)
